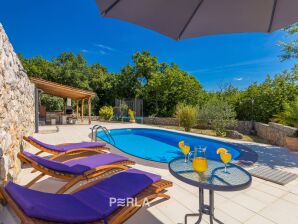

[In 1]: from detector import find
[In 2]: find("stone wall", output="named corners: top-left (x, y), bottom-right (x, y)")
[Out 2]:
top-left (143, 117), bottom-right (179, 126)
top-left (143, 117), bottom-right (253, 134)
top-left (143, 116), bottom-right (298, 147)
top-left (255, 122), bottom-right (297, 146)
top-left (0, 24), bottom-right (35, 182)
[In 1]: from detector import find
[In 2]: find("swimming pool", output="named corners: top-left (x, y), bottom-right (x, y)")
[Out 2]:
top-left (97, 128), bottom-right (241, 163)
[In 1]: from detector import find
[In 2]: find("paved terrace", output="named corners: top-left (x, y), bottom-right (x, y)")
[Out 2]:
top-left (1, 122), bottom-right (298, 224)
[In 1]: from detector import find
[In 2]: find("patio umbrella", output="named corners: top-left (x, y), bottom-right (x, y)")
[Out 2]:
top-left (96, 0), bottom-right (298, 40)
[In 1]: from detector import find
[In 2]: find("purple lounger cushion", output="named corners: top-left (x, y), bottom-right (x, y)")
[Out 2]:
top-left (5, 182), bottom-right (101, 223)
top-left (5, 169), bottom-right (161, 223)
top-left (23, 151), bottom-right (128, 175)
top-left (28, 136), bottom-right (106, 152)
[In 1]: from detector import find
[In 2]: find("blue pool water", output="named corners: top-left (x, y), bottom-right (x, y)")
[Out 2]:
top-left (97, 128), bottom-right (241, 163)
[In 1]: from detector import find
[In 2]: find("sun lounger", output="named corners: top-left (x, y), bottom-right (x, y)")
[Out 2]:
top-left (23, 136), bottom-right (108, 156)
top-left (0, 169), bottom-right (172, 224)
top-left (18, 151), bottom-right (135, 193)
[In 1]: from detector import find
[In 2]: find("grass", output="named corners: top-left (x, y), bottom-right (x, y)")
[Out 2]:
top-left (153, 125), bottom-right (269, 144)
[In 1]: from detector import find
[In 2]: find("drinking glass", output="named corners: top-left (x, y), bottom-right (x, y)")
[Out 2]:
top-left (220, 151), bottom-right (232, 173)
top-left (178, 140), bottom-right (190, 162)
top-left (182, 144), bottom-right (190, 162)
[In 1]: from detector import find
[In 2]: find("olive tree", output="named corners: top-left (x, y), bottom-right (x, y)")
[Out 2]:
top-left (199, 97), bottom-right (236, 136)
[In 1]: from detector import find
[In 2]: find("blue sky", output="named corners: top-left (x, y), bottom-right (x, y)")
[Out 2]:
top-left (0, 0), bottom-right (297, 90)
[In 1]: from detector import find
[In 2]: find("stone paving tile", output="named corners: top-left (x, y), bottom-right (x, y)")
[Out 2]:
top-left (216, 200), bottom-right (255, 222)
top-left (153, 197), bottom-right (196, 224)
top-left (166, 184), bottom-right (199, 212)
top-left (203, 208), bottom-right (242, 224)
top-left (243, 188), bottom-right (278, 204)
top-left (259, 199), bottom-right (298, 224)
top-left (281, 192), bottom-right (298, 205)
top-left (125, 206), bottom-right (175, 224)
top-left (244, 214), bottom-right (276, 224)
top-left (254, 181), bottom-right (288, 198)
top-left (231, 193), bottom-right (267, 212)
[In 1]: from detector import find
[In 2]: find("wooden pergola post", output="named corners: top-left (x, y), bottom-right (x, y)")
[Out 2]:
top-left (88, 97), bottom-right (91, 124)
top-left (76, 100), bottom-right (79, 118)
top-left (81, 98), bottom-right (84, 123)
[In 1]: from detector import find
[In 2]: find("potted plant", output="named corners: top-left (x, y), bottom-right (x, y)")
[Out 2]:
top-left (128, 109), bottom-right (136, 123)
top-left (274, 98), bottom-right (298, 151)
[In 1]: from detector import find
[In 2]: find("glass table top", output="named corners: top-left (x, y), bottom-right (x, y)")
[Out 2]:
top-left (169, 158), bottom-right (252, 191)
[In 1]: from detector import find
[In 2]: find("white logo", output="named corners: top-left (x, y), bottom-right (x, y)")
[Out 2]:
top-left (109, 197), bottom-right (150, 207)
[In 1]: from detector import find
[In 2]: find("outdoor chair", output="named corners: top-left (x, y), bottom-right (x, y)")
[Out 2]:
top-left (0, 169), bottom-right (172, 224)
top-left (23, 136), bottom-right (109, 156)
top-left (18, 151), bottom-right (135, 193)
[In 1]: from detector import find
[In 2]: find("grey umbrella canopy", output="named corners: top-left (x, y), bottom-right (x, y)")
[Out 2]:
top-left (96, 0), bottom-right (298, 40)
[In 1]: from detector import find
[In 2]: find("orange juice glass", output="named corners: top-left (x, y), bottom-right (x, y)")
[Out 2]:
top-left (220, 152), bottom-right (232, 173)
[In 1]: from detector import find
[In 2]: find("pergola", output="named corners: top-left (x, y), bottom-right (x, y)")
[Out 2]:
top-left (31, 77), bottom-right (96, 127)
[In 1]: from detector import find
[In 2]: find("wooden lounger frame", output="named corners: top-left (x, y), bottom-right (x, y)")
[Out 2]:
top-left (0, 177), bottom-right (172, 224)
top-left (23, 136), bottom-right (109, 156)
top-left (18, 152), bottom-right (135, 194)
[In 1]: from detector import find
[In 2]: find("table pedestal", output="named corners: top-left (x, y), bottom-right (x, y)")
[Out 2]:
top-left (185, 188), bottom-right (223, 224)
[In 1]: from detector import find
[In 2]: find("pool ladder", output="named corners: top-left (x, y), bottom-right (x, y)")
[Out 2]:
top-left (91, 125), bottom-right (115, 145)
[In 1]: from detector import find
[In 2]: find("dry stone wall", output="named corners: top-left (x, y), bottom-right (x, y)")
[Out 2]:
top-left (143, 116), bottom-right (298, 147)
top-left (255, 122), bottom-right (297, 146)
top-left (0, 23), bottom-right (35, 182)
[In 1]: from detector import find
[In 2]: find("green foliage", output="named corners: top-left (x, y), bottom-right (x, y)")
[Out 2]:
top-left (175, 103), bottom-right (198, 132)
top-left (19, 50), bottom-right (298, 122)
top-left (128, 109), bottom-right (135, 121)
top-left (235, 68), bottom-right (298, 122)
top-left (99, 106), bottom-right (114, 121)
top-left (141, 64), bottom-right (204, 116)
top-left (273, 97), bottom-right (298, 128)
top-left (40, 94), bottom-right (64, 111)
top-left (280, 23), bottom-right (298, 60)
top-left (199, 97), bottom-right (236, 136)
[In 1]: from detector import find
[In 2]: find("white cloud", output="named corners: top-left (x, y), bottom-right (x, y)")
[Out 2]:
top-left (99, 50), bottom-right (107, 55)
top-left (188, 57), bottom-right (277, 74)
top-left (81, 49), bottom-right (89, 53)
top-left (95, 43), bottom-right (115, 52)
top-left (234, 77), bottom-right (243, 81)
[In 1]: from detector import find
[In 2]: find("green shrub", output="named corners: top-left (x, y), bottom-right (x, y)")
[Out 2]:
top-left (99, 106), bottom-right (114, 121)
top-left (41, 94), bottom-right (64, 111)
top-left (199, 97), bottom-right (236, 136)
top-left (273, 97), bottom-right (298, 128)
top-left (128, 109), bottom-right (135, 121)
top-left (175, 103), bottom-right (198, 132)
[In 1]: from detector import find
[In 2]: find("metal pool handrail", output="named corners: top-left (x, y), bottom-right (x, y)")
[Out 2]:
top-left (91, 125), bottom-right (115, 145)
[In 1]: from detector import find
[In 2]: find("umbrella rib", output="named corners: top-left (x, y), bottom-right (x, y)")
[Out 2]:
top-left (178, 0), bottom-right (205, 40)
top-left (101, 0), bottom-right (122, 16)
top-left (268, 0), bottom-right (278, 32)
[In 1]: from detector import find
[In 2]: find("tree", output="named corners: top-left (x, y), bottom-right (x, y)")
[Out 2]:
top-left (224, 66), bottom-right (298, 123)
top-left (199, 97), bottom-right (237, 136)
top-left (40, 94), bottom-right (64, 111)
top-left (53, 53), bottom-right (90, 89)
top-left (280, 23), bottom-right (298, 61)
top-left (273, 97), bottom-right (298, 128)
top-left (140, 64), bottom-right (204, 116)
top-left (132, 51), bottom-right (160, 82)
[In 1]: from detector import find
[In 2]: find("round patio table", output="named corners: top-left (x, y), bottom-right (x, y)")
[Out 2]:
top-left (168, 158), bottom-right (252, 224)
